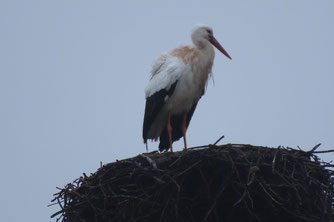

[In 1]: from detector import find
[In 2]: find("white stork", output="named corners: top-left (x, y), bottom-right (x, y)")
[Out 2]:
top-left (143, 24), bottom-right (232, 152)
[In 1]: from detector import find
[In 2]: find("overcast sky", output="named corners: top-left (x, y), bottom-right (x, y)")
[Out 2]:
top-left (1, 0), bottom-right (333, 221)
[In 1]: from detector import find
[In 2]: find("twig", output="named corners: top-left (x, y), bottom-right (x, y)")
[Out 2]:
top-left (213, 135), bottom-right (225, 146)
top-left (188, 144), bottom-right (210, 150)
top-left (174, 160), bottom-right (202, 177)
top-left (272, 147), bottom-right (280, 173)
top-left (308, 143), bottom-right (322, 153)
top-left (259, 182), bottom-right (282, 205)
top-left (233, 190), bottom-right (247, 207)
top-left (313, 149), bottom-right (334, 154)
top-left (140, 154), bottom-right (159, 170)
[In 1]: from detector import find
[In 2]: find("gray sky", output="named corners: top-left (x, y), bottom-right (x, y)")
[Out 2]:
top-left (1, 0), bottom-right (333, 221)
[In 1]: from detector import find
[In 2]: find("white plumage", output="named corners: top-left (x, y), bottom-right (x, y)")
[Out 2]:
top-left (143, 24), bottom-right (231, 152)
top-left (145, 56), bottom-right (187, 98)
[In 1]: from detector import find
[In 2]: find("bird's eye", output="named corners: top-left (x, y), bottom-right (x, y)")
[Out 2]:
top-left (206, 29), bottom-right (212, 35)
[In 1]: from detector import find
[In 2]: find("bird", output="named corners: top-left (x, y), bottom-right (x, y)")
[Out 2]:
top-left (142, 24), bottom-right (232, 152)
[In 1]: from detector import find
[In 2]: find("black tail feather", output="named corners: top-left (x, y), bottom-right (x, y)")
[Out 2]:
top-left (158, 102), bottom-right (199, 152)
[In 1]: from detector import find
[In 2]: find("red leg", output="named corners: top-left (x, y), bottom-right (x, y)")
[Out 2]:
top-left (167, 111), bottom-right (173, 152)
top-left (182, 112), bottom-right (187, 149)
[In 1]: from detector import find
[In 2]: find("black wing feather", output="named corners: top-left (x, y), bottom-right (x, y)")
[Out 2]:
top-left (142, 81), bottom-right (178, 143)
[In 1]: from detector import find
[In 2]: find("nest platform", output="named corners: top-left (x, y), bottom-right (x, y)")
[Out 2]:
top-left (51, 144), bottom-right (334, 222)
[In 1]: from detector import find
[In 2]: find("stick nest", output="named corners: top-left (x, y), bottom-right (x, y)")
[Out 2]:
top-left (51, 144), bottom-right (334, 222)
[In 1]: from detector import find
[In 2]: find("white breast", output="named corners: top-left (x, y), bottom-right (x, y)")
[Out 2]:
top-left (164, 67), bottom-right (202, 114)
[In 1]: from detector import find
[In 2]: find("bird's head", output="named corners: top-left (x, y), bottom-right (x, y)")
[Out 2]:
top-left (191, 24), bottom-right (232, 60)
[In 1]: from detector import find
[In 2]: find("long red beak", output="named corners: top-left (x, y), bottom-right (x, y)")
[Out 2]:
top-left (209, 35), bottom-right (232, 60)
